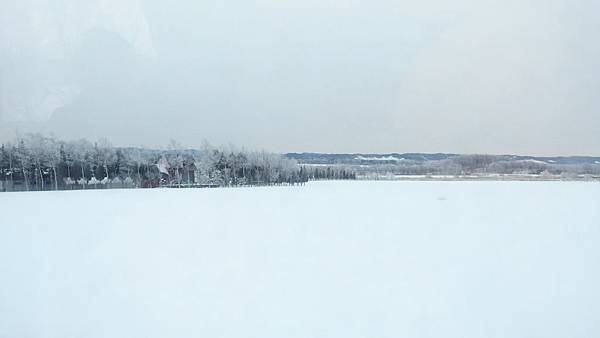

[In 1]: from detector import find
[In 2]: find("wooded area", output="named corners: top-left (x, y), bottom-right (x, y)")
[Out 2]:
top-left (0, 134), bottom-right (355, 192)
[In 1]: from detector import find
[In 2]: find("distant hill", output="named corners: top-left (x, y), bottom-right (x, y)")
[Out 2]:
top-left (285, 153), bottom-right (600, 165)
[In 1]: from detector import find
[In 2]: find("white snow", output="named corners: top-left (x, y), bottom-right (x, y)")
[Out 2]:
top-left (1, 181), bottom-right (600, 338)
top-left (522, 159), bottom-right (547, 165)
top-left (355, 155), bottom-right (404, 162)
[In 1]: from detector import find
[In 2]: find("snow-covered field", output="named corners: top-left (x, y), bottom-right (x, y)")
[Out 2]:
top-left (1, 181), bottom-right (599, 338)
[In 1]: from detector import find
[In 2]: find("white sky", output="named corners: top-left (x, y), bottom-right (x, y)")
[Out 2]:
top-left (1, 0), bottom-right (599, 155)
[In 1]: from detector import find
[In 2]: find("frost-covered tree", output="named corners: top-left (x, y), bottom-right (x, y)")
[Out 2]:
top-left (0, 134), bottom-right (310, 192)
top-left (0, 144), bottom-right (12, 189)
top-left (16, 139), bottom-right (32, 191)
top-left (93, 138), bottom-right (115, 180)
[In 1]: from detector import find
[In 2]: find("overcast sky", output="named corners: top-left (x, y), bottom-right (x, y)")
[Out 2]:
top-left (1, 0), bottom-right (599, 155)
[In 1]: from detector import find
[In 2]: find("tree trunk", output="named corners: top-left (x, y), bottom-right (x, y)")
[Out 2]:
top-left (39, 167), bottom-right (44, 190)
top-left (53, 166), bottom-right (58, 190)
top-left (9, 155), bottom-right (13, 187)
top-left (33, 165), bottom-right (39, 190)
top-left (22, 165), bottom-right (29, 191)
top-left (81, 165), bottom-right (86, 189)
top-left (36, 161), bottom-right (44, 191)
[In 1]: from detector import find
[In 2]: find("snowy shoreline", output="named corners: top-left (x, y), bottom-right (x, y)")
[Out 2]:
top-left (356, 174), bottom-right (600, 182)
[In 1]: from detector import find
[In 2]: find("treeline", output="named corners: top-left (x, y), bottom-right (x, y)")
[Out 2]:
top-left (301, 166), bottom-right (357, 180)
top-left (350, 154), bottom-right (600, 178)
top-left (0, 134), bottom-right (355, 192)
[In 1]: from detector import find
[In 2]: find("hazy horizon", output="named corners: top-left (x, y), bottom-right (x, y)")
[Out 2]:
top-left (1, 0), bottom-right (599, 156)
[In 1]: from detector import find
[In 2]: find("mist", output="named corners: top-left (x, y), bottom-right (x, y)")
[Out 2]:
top-left (1, 0), bottom-right (599, 155)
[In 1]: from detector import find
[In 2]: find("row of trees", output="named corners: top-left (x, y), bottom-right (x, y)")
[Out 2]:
top-left (301, 166), bottom-right (357, 180)
top-left (348, 154), bottom-right (600, 178)
top-left (0, 134), bottom-right (356, 192)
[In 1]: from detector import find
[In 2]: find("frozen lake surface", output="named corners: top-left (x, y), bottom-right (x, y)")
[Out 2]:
top-left (1, 181), bottom-right (599, 338)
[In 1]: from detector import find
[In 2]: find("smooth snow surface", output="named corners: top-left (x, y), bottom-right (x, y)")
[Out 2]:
top-left (1, 181), bottom-right (600, 338)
